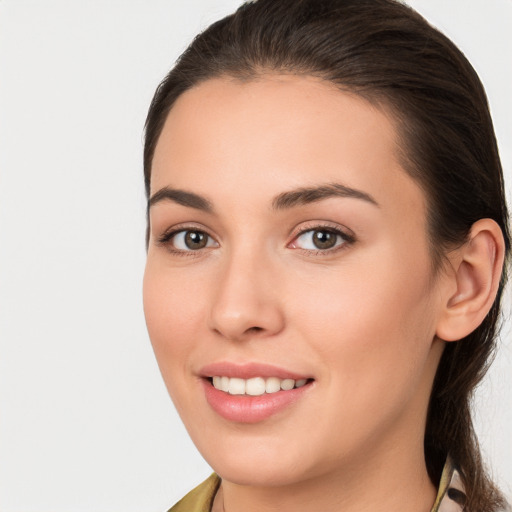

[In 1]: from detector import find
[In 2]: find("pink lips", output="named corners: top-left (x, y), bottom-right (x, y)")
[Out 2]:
top-left (200, 362), bottom-right (313, 424)
top-left (200, 362), bottom-right (310, 380)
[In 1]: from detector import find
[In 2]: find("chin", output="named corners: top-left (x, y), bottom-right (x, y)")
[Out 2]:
top-left (213, 458), bottom-right (310, 488)
top-left (192, 428), bottom-right (330, 488)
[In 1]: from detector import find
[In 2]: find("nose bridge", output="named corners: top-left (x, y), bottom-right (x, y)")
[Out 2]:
top-left (209, 240), bottom-right (284, 340)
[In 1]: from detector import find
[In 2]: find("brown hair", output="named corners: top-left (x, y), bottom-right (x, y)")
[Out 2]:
top-left (143, 0), bottom-right (510, 509)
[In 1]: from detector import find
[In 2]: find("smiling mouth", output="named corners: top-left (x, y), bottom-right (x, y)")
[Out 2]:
top-left (202, 370), bottom-right (315, 422)
top-left (208, 376), bottom-right (313, 396)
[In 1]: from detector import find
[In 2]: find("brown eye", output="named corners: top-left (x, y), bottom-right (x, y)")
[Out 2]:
top-left (311, 230), bottom-right (337, 249)
top-left (290, 227), bottom-right (353, 253)
top-left (184, 231), bottom-right (208, 249)
top-left (168, 229), bottom-right (218, 251)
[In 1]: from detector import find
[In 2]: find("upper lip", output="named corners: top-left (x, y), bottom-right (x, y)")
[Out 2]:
top-left (199, 361), bottom-right (312, 380)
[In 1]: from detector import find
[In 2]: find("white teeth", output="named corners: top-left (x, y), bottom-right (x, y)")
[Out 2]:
top-left (245, 377), bottom-right (266, 396)
top-left (220, 376), bottom-right (230, 392)
top-left (265, 377), bottom-right (281, 394)
top-left (228, 377), bottom-right (246, 395)
top-left (280, 378), bottom-right (295, 391)
top-left (212, 376), bottom-right (309, 395)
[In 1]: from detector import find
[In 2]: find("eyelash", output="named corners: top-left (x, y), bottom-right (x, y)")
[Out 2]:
top-left (289, 223), bottom-right (356, 255)
top-left (157, 223), bottom-right (356, 257)
top-left (157, 225), bottom-right (217, 257)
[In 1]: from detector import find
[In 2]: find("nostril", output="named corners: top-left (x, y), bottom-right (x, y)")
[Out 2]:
top-left (247, 326), bottom-right (263, 333)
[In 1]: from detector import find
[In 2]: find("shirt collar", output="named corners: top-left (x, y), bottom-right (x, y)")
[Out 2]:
top-left (431, 456), bottom-right (466, 512)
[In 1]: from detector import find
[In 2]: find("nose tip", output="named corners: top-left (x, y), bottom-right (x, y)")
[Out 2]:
top-left (210, 302), bottom-right (284, 341)
top-left (208, 261), bottom-right (285, 341)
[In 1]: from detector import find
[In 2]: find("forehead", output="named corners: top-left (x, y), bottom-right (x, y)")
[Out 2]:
top-left (151, 74), bottom-right (425, 218)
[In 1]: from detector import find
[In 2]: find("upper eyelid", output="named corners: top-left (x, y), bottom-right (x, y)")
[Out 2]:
top-left (291, 228), bottom-right (353, 247)
top-left (158, 222), bottom-right (216, 241)
top-left (289, 221), bottom-right (355, 240)
top-left (158, 222), bottom-right (349, 237)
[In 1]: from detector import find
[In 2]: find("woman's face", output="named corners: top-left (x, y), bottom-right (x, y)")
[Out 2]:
top-left (144, 75), bottom-right (448, 486)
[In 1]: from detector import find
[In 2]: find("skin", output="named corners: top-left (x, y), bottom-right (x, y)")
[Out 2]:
top-left (143, 75), bottom-right (471, 512)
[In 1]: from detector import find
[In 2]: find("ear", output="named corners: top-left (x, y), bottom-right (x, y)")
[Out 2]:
top-left (436, 219), bottom-right (505, 342)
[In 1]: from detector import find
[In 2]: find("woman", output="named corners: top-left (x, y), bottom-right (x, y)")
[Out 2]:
top-left (142, 0), bottom-right (510, 510)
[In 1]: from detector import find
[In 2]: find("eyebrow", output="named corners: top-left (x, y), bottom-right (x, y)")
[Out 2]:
top-left (148, 182), bottom-right (379, 213)
top-left (271, 183), bottom-right (379, 210)
top-left (148, 187), bottom-right (214, 213)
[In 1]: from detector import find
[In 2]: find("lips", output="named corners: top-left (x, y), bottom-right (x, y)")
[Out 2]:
top-left (200, 361), bottom-right (311, 380)
top-left (200, 362), bottom-right (314, 423)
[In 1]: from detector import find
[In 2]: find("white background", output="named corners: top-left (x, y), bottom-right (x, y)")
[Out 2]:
top-left (0, 1), bottom-right (510, 510)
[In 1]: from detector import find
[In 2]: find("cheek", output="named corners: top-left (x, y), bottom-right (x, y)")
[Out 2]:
top-left (142, 260), bottom-right (217, 426)
top-left (287, 244), bottom-right (437, 400)
top-left (142, 260), bottom-right (207, 377)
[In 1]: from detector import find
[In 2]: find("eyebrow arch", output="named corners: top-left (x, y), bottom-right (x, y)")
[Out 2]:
top-left (149, 187), bottom-right (214, 213)
top-left (148, 182), bottom-right (379, 214)
top-left (272, 182), bottom-right (379, 210)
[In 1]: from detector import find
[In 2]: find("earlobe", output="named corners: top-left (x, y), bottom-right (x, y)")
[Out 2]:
top-left (436, 219), bottom-right (505, 342)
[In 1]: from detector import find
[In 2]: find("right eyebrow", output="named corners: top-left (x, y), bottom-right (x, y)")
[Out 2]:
top-left (148, 187), bottom-right (214, 213)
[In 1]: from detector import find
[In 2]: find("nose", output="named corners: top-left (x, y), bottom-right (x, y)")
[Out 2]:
top-left (208, 251), bottom-right (285, 341)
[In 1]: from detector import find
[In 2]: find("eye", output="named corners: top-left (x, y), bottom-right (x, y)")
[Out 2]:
top-left (160, 229), bottom-right (218, 252)
top-left (289, 227), bottom-right (353, 252)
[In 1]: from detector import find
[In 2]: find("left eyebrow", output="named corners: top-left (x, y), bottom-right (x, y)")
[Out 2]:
top-left (271, 183), bottom-right (380, 210)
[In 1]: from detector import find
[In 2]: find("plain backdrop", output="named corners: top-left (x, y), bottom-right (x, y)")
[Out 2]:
top-left (0, 1), bottom-right (510, 511)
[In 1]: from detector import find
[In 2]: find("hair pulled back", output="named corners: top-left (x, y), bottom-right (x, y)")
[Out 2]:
top-left (144, 1), bottom-right (510, 509)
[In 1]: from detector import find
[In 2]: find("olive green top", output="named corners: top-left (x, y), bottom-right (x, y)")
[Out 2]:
top-left (168, 458), bottom-right (464, 512)
top-left (169, 473), bottom-right (220, 512)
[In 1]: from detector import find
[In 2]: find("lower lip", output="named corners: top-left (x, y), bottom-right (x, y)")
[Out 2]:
top-left (202, 379), bottom-right (312, 423)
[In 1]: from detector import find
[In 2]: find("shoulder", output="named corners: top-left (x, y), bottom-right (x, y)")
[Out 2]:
top-left (168, 474), bottom-right (221, 512)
